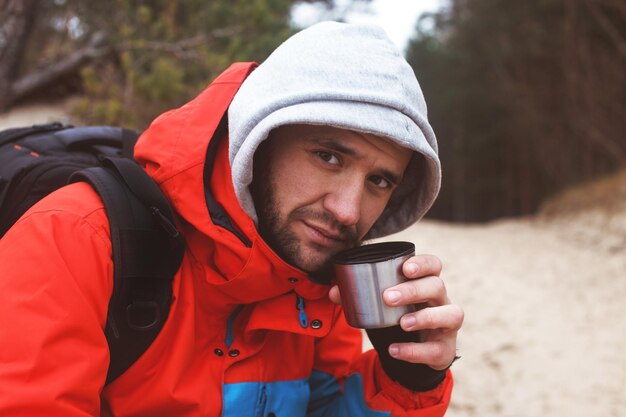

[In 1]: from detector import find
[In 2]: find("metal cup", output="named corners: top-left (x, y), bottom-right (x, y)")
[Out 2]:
top-left (332, 241), bottom-right (415, 329)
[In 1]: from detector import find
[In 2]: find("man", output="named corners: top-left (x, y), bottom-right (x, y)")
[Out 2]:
top-left (0, 22), bottom-right (463, 416)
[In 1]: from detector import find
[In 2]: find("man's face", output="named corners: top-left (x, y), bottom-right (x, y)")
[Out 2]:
top-left (250, 124), bottom-right (412, 273)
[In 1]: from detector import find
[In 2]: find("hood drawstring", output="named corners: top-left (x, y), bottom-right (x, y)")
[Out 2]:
top-left (227, 296), bottom-right (309, 344)
top-left (225, 305), bottom-right (245, 348)
top-left (295, 294), bottom-right (308, 329)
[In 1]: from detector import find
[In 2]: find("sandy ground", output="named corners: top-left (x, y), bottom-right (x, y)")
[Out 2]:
top-left (0, 101), bottom-right (75, 129)
top-left (3, 104), bottom-right (625, 417)
top-left (375, 208), bottom-right (626, 417)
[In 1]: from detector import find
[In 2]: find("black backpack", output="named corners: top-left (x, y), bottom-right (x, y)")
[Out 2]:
top-left (0, 122), bottom-right (185, 384)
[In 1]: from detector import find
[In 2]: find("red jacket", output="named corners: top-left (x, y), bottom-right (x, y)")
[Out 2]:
top-left (0, 63), bottom-right (452, 416)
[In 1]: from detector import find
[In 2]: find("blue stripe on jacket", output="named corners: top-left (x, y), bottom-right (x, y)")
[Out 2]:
top-left (222, 370), bottom-right (390, 417)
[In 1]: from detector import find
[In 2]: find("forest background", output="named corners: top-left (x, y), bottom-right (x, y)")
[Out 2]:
top-left (1, 0), bottom-right (624, 222)
top-left (2, 1), bottom-right (626, 416)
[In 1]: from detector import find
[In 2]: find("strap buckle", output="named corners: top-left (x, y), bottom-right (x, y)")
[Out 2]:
top-left (126, 300), bottom-right (161, 331)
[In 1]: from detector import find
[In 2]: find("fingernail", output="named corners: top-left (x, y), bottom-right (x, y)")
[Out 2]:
top-left (389, 345), bottom-right (399, 357)
top-left (385, 290), bottom-right (401, 304)
top-left (402, 315), bottom-right (416, 329)
top-left (406, 263), bottom-right (419, 275)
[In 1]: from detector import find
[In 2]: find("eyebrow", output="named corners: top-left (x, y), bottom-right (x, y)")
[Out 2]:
top-left (311, 137), bottom-right (403, 185)
top-left (313, 138), bottom-right (359, 157)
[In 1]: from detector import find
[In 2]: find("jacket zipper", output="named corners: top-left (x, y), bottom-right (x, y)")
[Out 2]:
top-left (256, 384), bottom-right (268, 417)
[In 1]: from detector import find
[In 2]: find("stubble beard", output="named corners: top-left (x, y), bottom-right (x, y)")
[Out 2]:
top-left (254, 179), bottom-right (360, 273)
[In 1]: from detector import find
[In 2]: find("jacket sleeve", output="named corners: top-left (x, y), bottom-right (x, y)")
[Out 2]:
top-left (307, 307), bottom-right (453, 417)
top-left (0, 185), bottom-right (113, 417)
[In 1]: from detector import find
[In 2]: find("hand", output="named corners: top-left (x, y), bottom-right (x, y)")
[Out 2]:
top-left (328, 254), bottom-right (463, 370)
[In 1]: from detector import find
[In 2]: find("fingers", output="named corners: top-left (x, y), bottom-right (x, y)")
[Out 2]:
top-left (389, 304), bottom-right (463, 368)
top-left (384, 275), bottom-right (448, 307)
top-left (399, 304), bottom-right (464, 332)
top-left (402, 255), bottom-right (442, 279)
top-left (333, 254), bottom-right (445, 307)
top-left (378, 254), bottom-right (460, 370)
top-left (388, 340), bottom-right (456, 370)
top-left (384, 255), bottom-right (445, 306)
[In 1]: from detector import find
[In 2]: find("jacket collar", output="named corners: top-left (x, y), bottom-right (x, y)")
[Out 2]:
top-left (135, 63), bottom-right (332, 303)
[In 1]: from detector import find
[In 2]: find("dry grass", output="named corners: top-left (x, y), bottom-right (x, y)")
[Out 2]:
top-left (535, 169), bottom-right (626, 253)
top-left (539, 169), bottom-right (626, 218)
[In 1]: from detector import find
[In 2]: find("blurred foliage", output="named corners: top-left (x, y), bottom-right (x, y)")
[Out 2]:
top-left (7, 0), bottom-right (364, 128)
top-left (64, 0), bottom-right (296, 127)
top-left (408, 0), bottom-right (626, 221)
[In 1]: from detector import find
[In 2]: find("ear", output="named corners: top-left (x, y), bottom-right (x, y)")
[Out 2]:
top-left (249, 133), bottom-right (275, 216)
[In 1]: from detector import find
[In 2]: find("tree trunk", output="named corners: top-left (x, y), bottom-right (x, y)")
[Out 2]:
top-left (0, 0), bottom-right (39, 110)
top-left (10, 32), bottom-right (111, 104)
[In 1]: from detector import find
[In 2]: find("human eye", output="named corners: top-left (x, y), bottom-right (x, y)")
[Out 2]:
top-left (314, 150), bottom-right (340, 165)
top-left (369, 175), bottom-right (391, 189)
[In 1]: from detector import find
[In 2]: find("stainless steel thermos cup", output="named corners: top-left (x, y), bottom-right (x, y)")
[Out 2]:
top-left (333, 241), bottom-right (415, 329)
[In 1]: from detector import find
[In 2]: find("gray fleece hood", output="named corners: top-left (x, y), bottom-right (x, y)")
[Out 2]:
top-left (228, 21), bottom-right (441, 239)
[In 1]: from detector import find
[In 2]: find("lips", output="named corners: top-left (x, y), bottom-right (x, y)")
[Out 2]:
top-left (306, 222), bottom-right (343, 240)
top-left (301, 221), bottom-right (346, 247)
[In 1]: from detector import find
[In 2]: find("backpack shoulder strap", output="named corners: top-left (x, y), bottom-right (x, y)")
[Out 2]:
top-left (70, 157), bottom-right (185, 385)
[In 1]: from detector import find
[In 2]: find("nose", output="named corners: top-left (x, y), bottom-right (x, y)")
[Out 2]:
top-left (322, 177), bottom-right (363, 227)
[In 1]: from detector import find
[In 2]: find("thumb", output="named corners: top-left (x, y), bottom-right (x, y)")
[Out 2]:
top-left (328, 285), bottom-right (342, 305)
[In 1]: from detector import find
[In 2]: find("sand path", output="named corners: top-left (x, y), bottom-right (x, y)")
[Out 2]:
top-left (374, 218), bottom-right (626, 417)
